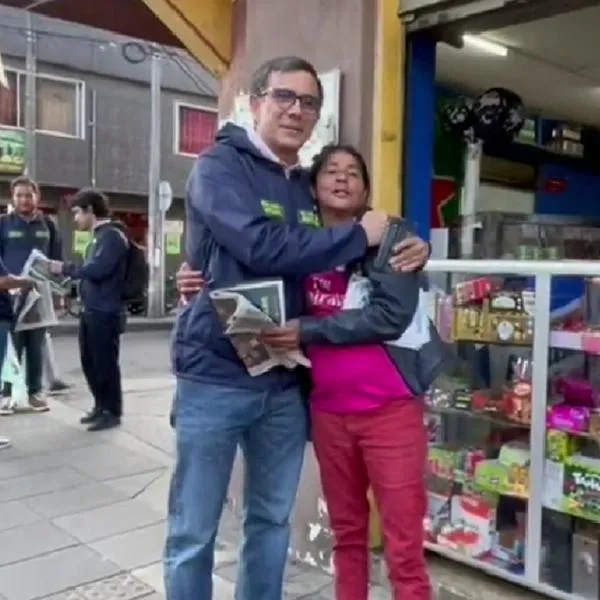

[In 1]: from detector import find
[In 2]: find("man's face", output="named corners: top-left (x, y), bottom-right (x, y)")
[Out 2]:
top-left (72, 206), bottom-right (93, 231)
top-left (251, 70), bottom-right (321, 158)
top-left (12, 184), bottom-right (37, 215)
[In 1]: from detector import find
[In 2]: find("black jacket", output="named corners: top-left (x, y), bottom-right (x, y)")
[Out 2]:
top-left (298, 247), bottom-right (453, 396)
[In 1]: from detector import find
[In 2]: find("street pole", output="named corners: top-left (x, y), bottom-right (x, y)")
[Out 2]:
top-left (24, 11), bottom-right (37, 178)
top-left (146, 47), bottom-right (164, 318)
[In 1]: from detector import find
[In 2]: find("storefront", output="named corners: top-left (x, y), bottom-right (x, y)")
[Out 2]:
top-left (399, 3), bottom-right (600, 599)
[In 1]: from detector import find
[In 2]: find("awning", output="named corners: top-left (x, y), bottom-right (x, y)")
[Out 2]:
top-left (0, 0), bottom-right (232, 77)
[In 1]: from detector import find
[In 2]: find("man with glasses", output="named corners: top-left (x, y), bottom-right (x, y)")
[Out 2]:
top-left (164, 56), bottom-right (430, 600)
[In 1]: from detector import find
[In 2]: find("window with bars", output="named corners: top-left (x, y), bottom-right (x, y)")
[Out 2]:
top-left (0, 69), bottom-right (84, 138)
top-left (175, 103), bottom-right (218, 156)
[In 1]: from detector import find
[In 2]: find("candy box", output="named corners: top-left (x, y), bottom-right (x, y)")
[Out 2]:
top-left (439, 493), bottom-right (498, 558)
top-left (547, 403), bottom-right (590, 433)
top-left (428, 445), bottom-right (462, 481)
top-left (546, 430), bottom-right (578, 462)
top-left (562, 456), bottom-right (600, 521)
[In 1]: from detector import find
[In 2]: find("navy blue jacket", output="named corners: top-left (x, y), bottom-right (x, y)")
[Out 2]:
top-left (0, 212), bottom-right (62, 274)
top-left (64, 222), bottom-right (128, 314)
top-left (172, 123), bottom-right (368, 390)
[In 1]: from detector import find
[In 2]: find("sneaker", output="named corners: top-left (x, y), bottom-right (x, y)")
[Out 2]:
top-left (87, 411), bottom-right (120, 432)
top-left (26, 394), bottom-right (50, 413)
top-left (0, 402), bottom-right (14, 416)
top-left (0, 436), bottom-right (10, 450)
top-left (48, 380), bottom-right (71, 396)
top-left (80, 407), bottom-right (102, 425)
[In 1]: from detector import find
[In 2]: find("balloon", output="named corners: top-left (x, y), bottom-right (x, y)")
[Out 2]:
top-left (440, 96), bottom-right (474, 139)
top-left (472, 87), bottom-right (524, 143)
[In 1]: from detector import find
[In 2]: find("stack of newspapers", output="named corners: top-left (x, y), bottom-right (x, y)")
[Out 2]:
top-left (210, 279), bottom-right (310, 377)
top-left (13, 249), bottom-right (70, 332)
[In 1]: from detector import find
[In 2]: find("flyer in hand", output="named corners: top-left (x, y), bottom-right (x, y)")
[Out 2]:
top-left (210, 279), bottom-right (310, 377)
top-left (21, 248), bottom-right (71, 296)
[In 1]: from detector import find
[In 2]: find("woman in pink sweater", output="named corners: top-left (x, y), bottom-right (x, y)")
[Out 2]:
top-left (263, 144), bottom-right (441, 600)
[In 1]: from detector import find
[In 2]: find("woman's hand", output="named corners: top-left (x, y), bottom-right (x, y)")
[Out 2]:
top-left (176, 262), bottom-right (205, 304)
top-left (389, 236), bottom-right (429, 272)
top-left (261, 320), bottom-right (301, 350)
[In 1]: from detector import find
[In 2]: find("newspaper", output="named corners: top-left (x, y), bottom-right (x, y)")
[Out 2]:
top-left (13, 280), bottom-right (58, 332)
top-left (21, 248), bottom-right (71, 296)
top-left (210, 279), bottom-right (310, 377)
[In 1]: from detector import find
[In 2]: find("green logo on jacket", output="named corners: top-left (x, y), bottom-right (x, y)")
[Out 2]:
top-left (298, 210), bottom-right (320, 228)
top-left (260, 200), bottom-right (284, 220)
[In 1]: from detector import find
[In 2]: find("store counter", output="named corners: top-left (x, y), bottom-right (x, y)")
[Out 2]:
top-left (227, 259), bottom-right (600, 600)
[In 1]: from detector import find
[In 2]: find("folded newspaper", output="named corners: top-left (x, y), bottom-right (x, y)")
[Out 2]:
top-left (12, 248), bottom-right (67, 331)
top-left (210, 279), bottom-right (310, 377)
top-left (21, 248), bottom-right (71, 296)
top-left (13, 280), bottom-right (58, 332)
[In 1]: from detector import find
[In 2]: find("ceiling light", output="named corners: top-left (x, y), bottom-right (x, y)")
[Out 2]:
top-left (462, 34), bottom-right (508, 57)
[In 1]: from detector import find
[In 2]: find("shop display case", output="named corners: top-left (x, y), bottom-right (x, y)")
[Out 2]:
top-left (448, 212), bottom-right (600, 261)
top-left (424, 258), bottom-right (600, 600)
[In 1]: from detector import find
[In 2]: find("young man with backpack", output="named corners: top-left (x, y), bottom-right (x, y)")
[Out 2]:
top-left (49, 187), bottom-right (147, 431)
top-left (0, 176), bottom-right (64, 413)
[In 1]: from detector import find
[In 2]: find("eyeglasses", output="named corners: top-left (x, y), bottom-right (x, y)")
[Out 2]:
top-left (259, 87), bottom-right (322, 115)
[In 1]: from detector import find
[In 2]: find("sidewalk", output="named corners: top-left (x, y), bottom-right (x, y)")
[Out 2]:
top-left (0, 378), bottom-right (546, 600)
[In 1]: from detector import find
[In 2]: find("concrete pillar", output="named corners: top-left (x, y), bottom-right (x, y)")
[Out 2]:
top-left (219, 0), bottom-right (377, 160)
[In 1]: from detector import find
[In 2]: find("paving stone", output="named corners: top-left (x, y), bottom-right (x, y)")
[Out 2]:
top-left (0, 467), bottom-right (89, 503)
top-left (0, 500), bottom-right (40, 532)
top-left (278, 568), bottom-right (332, 597)
top-left (213, 575), bottom-right (235, 599)
top-left (105, 472), bottom-right (167, 499)
top-left (132, 563), bottom-right (163, 593)
top-left (58, 444), bottom-right (163, 481)
top-left (2, 423), bottom-right (98, 456)
top-left (0, 453), bottom-right (62, 482)
top-left (53, 499), bottom-right (164, 543)
top-left (0, 521), bottom-right (77, 566)
top-left (39, 591), bottom-right (83, 600)
top-left (0, 545), bottom-right (120, 600)
top-left (90, 523), bottom-right (165, 570)
top-left (24, 481), bottom-right (130, 519)
top-left (75, 573), bottom-right (153, 600)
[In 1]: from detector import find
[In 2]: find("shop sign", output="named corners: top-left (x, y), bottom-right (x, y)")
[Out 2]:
top-left (0, 128), bottom-right (25, 175)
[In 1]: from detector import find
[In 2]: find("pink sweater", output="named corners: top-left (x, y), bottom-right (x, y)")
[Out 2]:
top-left (305, 270), bottom-right (413, 414)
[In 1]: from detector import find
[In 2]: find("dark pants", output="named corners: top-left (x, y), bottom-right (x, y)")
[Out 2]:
top-left (3, 328), bottom-right (45, 396)
top-left (78, 311), bottom-right (122, 417)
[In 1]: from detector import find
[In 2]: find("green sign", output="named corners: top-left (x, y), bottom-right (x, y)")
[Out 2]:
top-left (73, 231), bottom-right (92, 256)
top-left (0, 129), bottom-right (25, 175)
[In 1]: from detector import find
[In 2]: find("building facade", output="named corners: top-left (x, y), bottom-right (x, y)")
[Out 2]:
top-left (0, 6), bottom-right (217, 262)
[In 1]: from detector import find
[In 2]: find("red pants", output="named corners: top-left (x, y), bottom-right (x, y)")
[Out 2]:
top-left (311, 400), bottom-right (431, 600)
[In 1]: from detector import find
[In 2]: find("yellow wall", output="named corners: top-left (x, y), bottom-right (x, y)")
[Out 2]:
top-left (371, 0), bottom-right (405, 215)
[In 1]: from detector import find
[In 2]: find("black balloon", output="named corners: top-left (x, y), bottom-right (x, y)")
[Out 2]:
top-left (441, 96), bottom-right (474, 139)
top-left (471, 87), bottom-right (525, 143)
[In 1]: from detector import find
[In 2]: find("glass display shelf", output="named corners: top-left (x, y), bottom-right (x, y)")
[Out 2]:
top-left (423, 259), bottom-right (600, 600)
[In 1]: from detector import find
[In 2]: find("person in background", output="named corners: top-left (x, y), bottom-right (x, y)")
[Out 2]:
top-left (0, 176), bottom-right (63, 413)
top-left (262, 144), bottom-right (435, 599)
top-left (49, 188), bottom-right (128, 432)
top-left (165, 56), bottom-right (430, 600)
top-left (0, 256), bottom-right (36, 440)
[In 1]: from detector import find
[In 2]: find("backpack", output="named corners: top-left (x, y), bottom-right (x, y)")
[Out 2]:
top-left (111, 223), bottom-right (149, 301)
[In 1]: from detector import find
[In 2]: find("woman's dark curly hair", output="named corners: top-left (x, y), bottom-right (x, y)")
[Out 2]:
top-left (308, 144), bottom-right (371, 196)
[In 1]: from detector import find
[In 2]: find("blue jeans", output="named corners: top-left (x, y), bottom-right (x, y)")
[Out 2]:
top-left (164, 378), bottom-right (307, 600)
